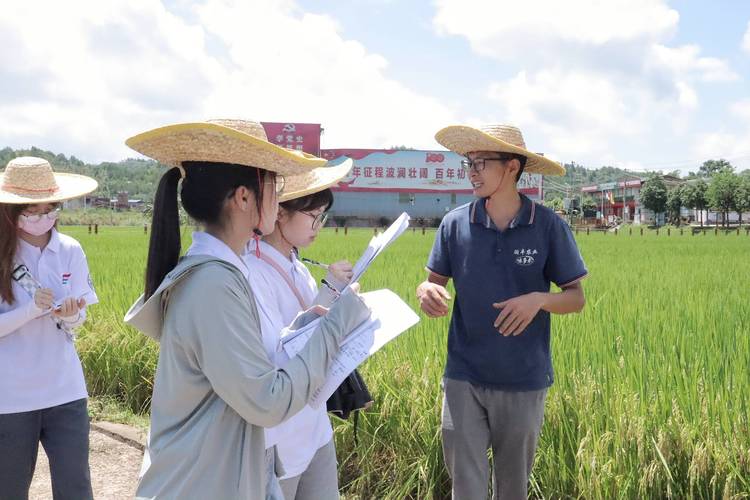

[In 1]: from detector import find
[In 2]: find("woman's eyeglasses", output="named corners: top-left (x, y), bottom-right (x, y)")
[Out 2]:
top-left (20, 207), bottom-right (60, 223)
top-left (272, 174), bottom-right (285, 195)
top-left (301, 211), bottom-right (329, 230)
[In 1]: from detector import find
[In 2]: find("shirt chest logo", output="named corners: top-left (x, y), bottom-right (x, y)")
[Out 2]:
top-left (513, 248), bottom-right (538, 266)
top-left (62, 273), bottom-right (71, 285)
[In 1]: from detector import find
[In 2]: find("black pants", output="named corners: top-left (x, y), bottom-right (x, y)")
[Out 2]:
top-left (0, 398), bottom-right (93, 500)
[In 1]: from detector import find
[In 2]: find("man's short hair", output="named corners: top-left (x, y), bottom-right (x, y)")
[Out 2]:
top-left (497, 153), bottom-right (527, 182)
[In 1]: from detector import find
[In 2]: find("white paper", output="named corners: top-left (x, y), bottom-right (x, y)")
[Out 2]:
top-left (279, 289), bottom-right (420, 408)
top-left (350, 212), bottom-right (411, 283)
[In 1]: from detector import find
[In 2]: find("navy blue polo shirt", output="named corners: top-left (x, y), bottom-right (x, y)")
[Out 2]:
top-left (426, 194), bottom-right (587, 391)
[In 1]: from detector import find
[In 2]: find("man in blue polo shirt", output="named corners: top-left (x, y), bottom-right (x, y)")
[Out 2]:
top-left (416, 124), bottom-right (587, 500)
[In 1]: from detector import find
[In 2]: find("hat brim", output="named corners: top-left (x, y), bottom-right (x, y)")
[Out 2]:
top-left (435, 125), bottom-right (566, 176)
top-left (126, 122), bottom-right (326, 176)
top-left (279, 158), bottom-right (353, 202)
top-left (0, 173), bottom-right (98, 204)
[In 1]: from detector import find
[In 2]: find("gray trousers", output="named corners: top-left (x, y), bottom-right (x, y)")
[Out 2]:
top-left (279, 439), bottom-right (339, 500)
top-left (0, 398), bottom-right (93, 500)
top-left (441, 378), bottom-right (547, 500)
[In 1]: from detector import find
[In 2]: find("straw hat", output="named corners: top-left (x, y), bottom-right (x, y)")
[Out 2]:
top-left (125, 119), bottom-right (326, 176)
top-left (279, 158), bottom-right (353, 202)
top-left (0, 156), bottom-right (98, 204)
top-left (435, 124), bottom-right (565, 176)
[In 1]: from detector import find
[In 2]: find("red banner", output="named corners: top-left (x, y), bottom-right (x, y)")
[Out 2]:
top-left (261, 122), bottom-right (321, 156)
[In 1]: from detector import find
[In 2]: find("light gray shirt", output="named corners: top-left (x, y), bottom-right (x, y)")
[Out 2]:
top-left (125, 246), bottom-right (369, 499)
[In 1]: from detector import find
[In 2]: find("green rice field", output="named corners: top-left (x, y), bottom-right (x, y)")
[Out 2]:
top-left (63, 225), bottom-right (750, 499)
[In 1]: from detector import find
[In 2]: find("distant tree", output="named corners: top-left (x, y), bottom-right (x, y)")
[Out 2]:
top-left (706, 171), bottom-right (739, 227)
top-left (698, 159), bottom-right (734, 178)
top-left (734, 175), bottom-right (750, 227)
top-left (640, 174), bottom-right (668, 226)
top-left (580, 195), bottom-right (598, 217)
top-left (666, 186), bottom-right (684, 225)
top-left (545, 197), bottom-right (564, 211)
top-left (681, 180), bottom-right (708, 226)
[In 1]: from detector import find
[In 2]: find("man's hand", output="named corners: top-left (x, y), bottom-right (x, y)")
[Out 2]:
top-left (417, 281), bottom-right (451, 317)
top-left (492, 292), bottom-right (544, 336)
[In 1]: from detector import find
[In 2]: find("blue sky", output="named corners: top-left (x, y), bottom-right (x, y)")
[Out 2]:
top-left (2, 0), bottom-right (750, 173)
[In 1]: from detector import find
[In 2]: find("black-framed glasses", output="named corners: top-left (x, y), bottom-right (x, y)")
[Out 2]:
top-left (460, 156), bottom-right (512, 174)
top-left (301, 210), bottom-right (329, 229)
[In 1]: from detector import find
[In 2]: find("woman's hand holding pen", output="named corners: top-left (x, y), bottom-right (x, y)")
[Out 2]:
top-left (327, 260), bottom-right (353, 288)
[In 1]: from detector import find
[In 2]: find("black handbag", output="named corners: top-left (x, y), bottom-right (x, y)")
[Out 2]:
top-left (326, 368), bottom-right (373, 420)
top-left (327, 368), bottom-right (373, 445)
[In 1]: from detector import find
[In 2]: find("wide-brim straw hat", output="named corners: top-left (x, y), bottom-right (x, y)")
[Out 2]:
top-left (279, 158), bottom-right (353, 202)
top-left (0, 156), bottom-right (98, 204)
top-left (125, 119), bottom-right (326, 176)
top-left (435, 124), bottom-right (565, 176)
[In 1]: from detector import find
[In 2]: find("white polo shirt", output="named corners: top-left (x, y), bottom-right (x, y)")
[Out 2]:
top-left (243, 240), bottom-right (334, 479)
top-left (0, 229), bottom-right (99, 414)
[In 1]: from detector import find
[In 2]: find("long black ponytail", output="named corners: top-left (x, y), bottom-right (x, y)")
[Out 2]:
top-left (145, 168), bottom-right (181, 299)
top-left (144, 162), bottom-right (271, 299)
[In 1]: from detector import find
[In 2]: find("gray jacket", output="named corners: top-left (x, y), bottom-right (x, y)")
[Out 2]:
top-left (124, 255), bottom-right (369, 499)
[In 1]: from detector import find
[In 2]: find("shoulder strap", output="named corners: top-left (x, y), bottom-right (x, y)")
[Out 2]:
top-left (11, 261), bottom-right (43, 301)
top-left (258, 253), bottom-right (308, 310)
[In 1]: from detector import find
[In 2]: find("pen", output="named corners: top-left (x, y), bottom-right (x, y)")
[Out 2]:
top-left (320, 278), bottom-right (340, 296)
top-left (301, 256), bottom-right (330, 270)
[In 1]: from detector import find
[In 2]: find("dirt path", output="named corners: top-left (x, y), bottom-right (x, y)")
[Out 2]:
top-left (29, 427), bottom-right (142, 499)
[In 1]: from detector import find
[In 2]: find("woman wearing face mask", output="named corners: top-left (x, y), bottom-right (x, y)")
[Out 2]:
top-left (243, 160), bottom-right (355, 500)
top-left (0, 156), bottom-right (99, 500)
top-left (123, 120), bottom-right (371, 500)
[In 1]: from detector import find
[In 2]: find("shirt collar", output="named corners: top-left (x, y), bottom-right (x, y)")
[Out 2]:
top-left (186, 231), bottom-right (250, 281)
top-left (470, 194), bottom-right (536, 230)
top-left (253, 240), bottom-right (296, 274)
top-left (17, 228), bottom-right (61, 255)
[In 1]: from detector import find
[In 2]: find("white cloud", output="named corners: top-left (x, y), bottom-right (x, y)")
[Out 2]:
top-left (648, 44), bottom-right (737, 82)
top-left (432, 0), bottom-right (739, 169)
top-left (692, 130), bottom-right (750, 169)
top-left (194, 0), bottom-right (456, 150)
top-left (434, 0), bottom-right (679, 54)
top-left (691, 100), bottom-right (750, 171)
top-left (487, 69), bottom-right (639, 157)
top-left (0, 0), bottom-right (456, 162)
top-left (743, 20), bottom-right (750, 53)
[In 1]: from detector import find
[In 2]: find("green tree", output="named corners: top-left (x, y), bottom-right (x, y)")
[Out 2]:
top-left (706, 172), bottom-right (739, 227)
top-left (580, 195), bottom-right (598, 217)
top-left (734, 176), bottom-right (750, 227)
top-left (545, 197), bottom-right (564, 211)
top-left (698, 159), bottom-right (734, 178)
top-left (640, 174), bottom-right (668, 226)
top-left (680, 180), bottom-right (708, 226)
top-left (666, 186), bottom-right (684, 226)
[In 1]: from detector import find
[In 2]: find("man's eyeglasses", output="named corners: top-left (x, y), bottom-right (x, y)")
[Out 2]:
top-left (460, 156), bottom-right (513, 174)
top-left (301, 211), bottom-right (329, 230)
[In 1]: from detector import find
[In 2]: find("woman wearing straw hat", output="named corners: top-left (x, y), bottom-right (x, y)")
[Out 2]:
top-left (243, 158), bottom-right (369, 500)
top-left (0, 156), bottom-right (99, 500)
top-left (123, 119), bottom-right (371, 500)
top-left (416, 125), bottom-right (588, 500)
